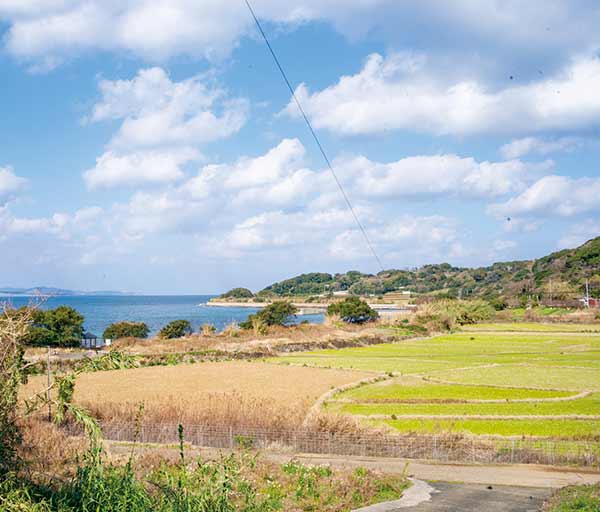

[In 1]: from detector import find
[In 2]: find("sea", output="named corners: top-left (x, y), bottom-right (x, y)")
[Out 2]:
top-left (4, 295), bottom-right (324, 336)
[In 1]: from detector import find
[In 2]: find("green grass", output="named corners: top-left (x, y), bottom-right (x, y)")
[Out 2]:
top-left (431, 365), bottom-right (600, 391)
top-left (274, 328), bottom-right (600, 438)
top-left (544, 484), bottom-right (600, 511)
top-left (327, 393), bottom-right (600, 417)
top-left (464, 322), bottom-right (600, 332)
top-left (339, 381), bottom-right (574, 401)
top-left (378, 418), bottom-right (600, 438)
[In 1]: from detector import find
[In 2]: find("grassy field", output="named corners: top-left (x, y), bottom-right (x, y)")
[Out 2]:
top-left (463, 322), bottom-right (600, 332)
top-left (24, 361), bottom-right (371, 429)
top-left (275, 328), bottom-right (600, 438)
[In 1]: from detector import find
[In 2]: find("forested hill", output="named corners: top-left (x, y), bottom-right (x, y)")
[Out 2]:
top-left (258, 236), bottom-right (600, 300)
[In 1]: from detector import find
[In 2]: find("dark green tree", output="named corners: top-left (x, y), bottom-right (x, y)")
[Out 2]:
top-left (219, 287), bottom-right (254, 299)
top-left (327, 297), bottom-right (379, 324)
top-left (159, 320), bottom-right (193, 339)
top-left (103, 321), bottom-right (149, 340)
top-left (24, 306), bottom-right (84, 347)
top-left (240, 301), bottom-right (298, 329)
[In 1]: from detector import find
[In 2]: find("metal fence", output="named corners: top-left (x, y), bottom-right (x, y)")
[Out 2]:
top-left (67, 422), bottom-right (600, 467)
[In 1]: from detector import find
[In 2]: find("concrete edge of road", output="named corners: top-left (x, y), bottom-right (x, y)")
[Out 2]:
top-left (352, 478), bottom-right (436, 511)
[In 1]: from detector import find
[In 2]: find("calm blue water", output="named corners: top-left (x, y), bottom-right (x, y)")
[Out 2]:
top-left (5, 295), bottom-right (324, 336)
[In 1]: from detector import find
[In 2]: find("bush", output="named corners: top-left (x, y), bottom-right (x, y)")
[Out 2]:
top-left (489, 296), bottom-right (508, 311)
top-left (414, 299), bottom-right (494, 331)
top-left (159, 320), bottom-right (192, 339)
top-left (24, 306), bottom-right (84, 347)
top-left (240, 301), bottom-right (298, 330)
top-left (326, 297), bottom-right (379, 324)
top-left (220, 287), bottom-right (254, 299)
top-left (103, 321), bottom-right (149, 340)
top-left (201, 323), bottom-right (216, 336)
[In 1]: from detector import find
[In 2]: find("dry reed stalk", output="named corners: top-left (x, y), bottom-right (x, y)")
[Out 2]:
top-left (81, 392), bottom-right (309, 430)
top-left (19, 416), bottom-right (85, 481)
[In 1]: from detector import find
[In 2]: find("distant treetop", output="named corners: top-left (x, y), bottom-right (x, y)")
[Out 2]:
top-left (220, 287), bottom-right (254, 299)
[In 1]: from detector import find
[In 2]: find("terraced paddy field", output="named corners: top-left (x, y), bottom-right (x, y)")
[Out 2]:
top-left (276, 328), bottom-right (600, 439)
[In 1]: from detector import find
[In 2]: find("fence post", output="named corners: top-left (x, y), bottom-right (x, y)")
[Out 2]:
top-left (511, 440), bottom-right (515, 464)
top-left (229, 426), bottom-right (233, 449)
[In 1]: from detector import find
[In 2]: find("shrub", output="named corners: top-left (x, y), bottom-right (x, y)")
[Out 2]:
top-left (489, 296), bottom-right (508, 311)
top-left (414, 299), bottom-right (494, 331)
top-left (219, 287), bottom-right (254, 299)
top-left (221, 322), bottom-right (240, 338)
top-left (201, 323), bottom-right (216, 336)
top-left (240, 301), bottom-right (298, 330)
top-left (24, 306), bottom-right (84, 347)
top-left (326, 297), bottom-right (379, 324)
top-left (103, 321), bottom-right (149, 340)
top-left (159, 320), bottom-right (192, 339)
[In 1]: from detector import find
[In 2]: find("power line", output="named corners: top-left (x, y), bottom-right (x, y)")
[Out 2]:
top-left (243, 0), bottom-right (385, 272)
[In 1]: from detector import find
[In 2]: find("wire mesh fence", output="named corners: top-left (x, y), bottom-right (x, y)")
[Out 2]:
top-left (65, 422), bottom-right (600, 467)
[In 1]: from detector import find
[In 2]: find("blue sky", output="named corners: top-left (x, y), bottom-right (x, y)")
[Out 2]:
top-left (1, 1), bottom-right (600, 294)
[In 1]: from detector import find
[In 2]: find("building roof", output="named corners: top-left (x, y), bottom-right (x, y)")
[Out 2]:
top-left (82, 332), bottom-right (98, 339)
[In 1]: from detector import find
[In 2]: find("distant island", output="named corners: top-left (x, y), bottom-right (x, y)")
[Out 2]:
top-left (0, 287), bottom-right (130, 297)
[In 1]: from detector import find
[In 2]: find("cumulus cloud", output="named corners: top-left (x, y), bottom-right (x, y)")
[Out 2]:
top-left (2, 1), bottom-right (600, 71)
top-left (90, 67), bottom-right (247, 150)
top-left (0, 166), bottom-right (27, 205)
top-left (500, 136), bottom-right (584, 159)
top-left (558, 219), bottom-right (600, 249)
top-left (339, 154), bottom-right (551, 199)
top-left (284, 52), bottom-right (600, 136)
top-left (83, 148), bottom-right (200, 189)
top-left (0, 205), bottom-right (103, 241)
top-left (489, 175), bottom-right (600, 217)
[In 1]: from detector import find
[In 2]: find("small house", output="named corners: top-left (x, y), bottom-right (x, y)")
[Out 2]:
top-left (81, 332), bottom-right (100, 349)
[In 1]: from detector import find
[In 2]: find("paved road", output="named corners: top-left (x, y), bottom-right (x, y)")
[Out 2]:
top-left (396, 482), bottom-right (549, 511)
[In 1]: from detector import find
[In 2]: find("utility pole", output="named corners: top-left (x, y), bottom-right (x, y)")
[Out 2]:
top-left (585, 279), bottom-right (590, 308)
top-left (46, 346), bottom-right (52, 422)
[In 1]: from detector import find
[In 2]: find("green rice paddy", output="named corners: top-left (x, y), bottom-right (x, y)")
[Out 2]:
top-left (275, 327), bottom-right (600, 438)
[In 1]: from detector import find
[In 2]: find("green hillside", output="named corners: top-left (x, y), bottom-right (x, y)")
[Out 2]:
top-left (258, 237), bottom-right (600, 302)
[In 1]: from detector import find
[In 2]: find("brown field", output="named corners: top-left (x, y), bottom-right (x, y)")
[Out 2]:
top-left (24, 361), bottom-right (371, 429)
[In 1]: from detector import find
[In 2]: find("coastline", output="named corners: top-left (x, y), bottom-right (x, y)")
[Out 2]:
top-left (206, 301), bottom-right (410, 312)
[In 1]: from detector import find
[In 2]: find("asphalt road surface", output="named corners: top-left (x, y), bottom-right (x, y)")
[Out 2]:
top-left (395, 482), bottom-right (550, 511)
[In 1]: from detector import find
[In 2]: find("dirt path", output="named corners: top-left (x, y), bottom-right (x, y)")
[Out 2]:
top-left (273, 453), bottom-right (600, 488)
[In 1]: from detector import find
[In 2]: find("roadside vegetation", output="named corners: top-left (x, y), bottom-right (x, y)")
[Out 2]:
top-left (544, 483), bottom-right (600, 511)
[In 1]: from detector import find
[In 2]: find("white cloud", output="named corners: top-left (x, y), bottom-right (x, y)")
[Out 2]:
top-left (2, 1), bottom-right (600, 71)
top-left (500, 136), bottom-right (583, 159)
top-left (489, 175), bottom-right (600, 218)
top-left (0, 205), bottom-right (103, 241)
top-left (284, 52), bottom-right (600, 136)
top-left (83, 148), bottom-right (200, 189)
top-left (493, 239), bottom-right (517, 251)
top-left (328, 215), bottom-right (458, 261)
top-left (558, 220), bottom-right (600, 249)
top-left (90, 67), bottom-right (247, 150)
top-left (0, 166), bottom-right (27, 205)
top-left (339, 154), bottom-right (551, 199)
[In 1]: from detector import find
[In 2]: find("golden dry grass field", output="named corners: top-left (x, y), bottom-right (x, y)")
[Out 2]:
top-left (23, 361), bottom-right (371, 429)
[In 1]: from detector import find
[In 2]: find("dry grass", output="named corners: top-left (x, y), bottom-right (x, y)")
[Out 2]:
top-left (85, 393), bottom-right (306, 430)
top-left (107, 322), bottom-right (394, 356)
top-left (24, 361), bottom-right (371, 429)
top-left (18, 417), bottom-right (86, 481)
